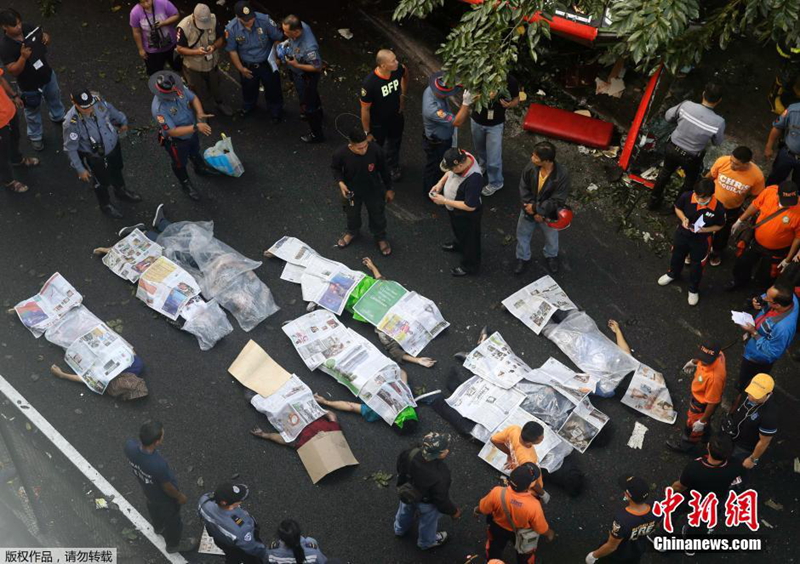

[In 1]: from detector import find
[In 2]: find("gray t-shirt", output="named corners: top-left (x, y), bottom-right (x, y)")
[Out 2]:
top-left (665, 101), bottom-right (725, 155)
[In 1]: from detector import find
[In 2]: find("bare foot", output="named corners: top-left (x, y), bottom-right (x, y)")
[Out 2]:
top-left (263, 250), bottom-right (275, 259)
top-left (92, 247), bottom-right (110, 256)
top-left (416, 357), bottom-right (437, 368)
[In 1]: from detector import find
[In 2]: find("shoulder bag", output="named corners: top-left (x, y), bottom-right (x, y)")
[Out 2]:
top-left (499, 487), bottom-right (540, 554)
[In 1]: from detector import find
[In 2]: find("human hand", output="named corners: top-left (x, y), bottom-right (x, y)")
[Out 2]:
top-left (240, 67), bottom-right (254, 79)
top-left (154, 20), bottom-right (162, 29)
top-left (682, 217), bottom-right (690, 230)
top-left (778, 259), bottom-right (790, 272)
top-left (607, 319), bottom-right (620, 334)
top-left (13, 96), bottom-right (22, 109)
top-left (740, 323), bottom-right (756, 336)
top-left (42, 33), bottom-right (50, 46)
top-left (78, 170), bottom-right (92, 182)
top-left (502, 456), bottom-right (515, 471)
top-left (430, 193), bottom-right (447, 206)
top-left (538, 490), bottom-right (551, 505)
top-left (286, 57), bottom-right (300, 68)
top-left (118, 125), bottom-right (129, 133)
top-left (742, 457), bottom-right (755, 470)
top-left (452, 507), bottom-right (462, 520)
top-left (385, 189), bottom-right (395, 204)
top-left (461, 90), bottom-right (474, 106)
top-left (361, 257), bottom-right (374, 269)
top-left (366, 133), bottom-right (375, 142)
top-left (416, 357), bottom-right (437, 368)
top-left (20, 45), bottom-right (32, 60)
top-left (472, 506), bottom-right (481, 518)
top-left (751, 297), bottom-right (763, 310)
top-left (730, 219), bottom-right (744, 235)
top-left (499, 99), bottom-right (512, 108)
top-left (545, 529), bottom-right (555, 542)
top-left (764, 146), bottom-right (774, 161)
top-left (340, 185), bottom-right (351, 199)
top-left (177, 492), bottom-right (188, 505)
top-left (197, 123), bottom-right (212, 136)
top-left (691, 420), bottom-right (706, 433)
top-left (523, 203), bottom-right (535, 215)
top-left (138, 48), bottom-right (148, 60)
top-left (533, 214), bottom-right (544, 223)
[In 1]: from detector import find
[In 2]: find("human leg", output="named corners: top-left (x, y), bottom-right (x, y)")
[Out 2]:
top-left (680, 153), bottom-right (704, 195)
top-left (470, 119), bottom-right (488, 173)
top-left (537, 222), bottom-right (560, 258)
top-left (422, 136), bottom-right (450, 195)
top-left (301, 74), bottom-right (324, 140)
top-left (385, 113), bottom-right (404, 173)
top-left (486, 519), bottom-right (514, 560)
top-left (145, 50), bottom-right (169, 76)
top-left (364, 189), bottom-right (388, 240)
top-left (648, 144), bottom-right (684, 208)
top-left (147, 499), bottom-right (182, 546)
top-left (393, 502), bottom-right (416, 536)
top-left (260, 67), bottom-right (284, 119)
top-left (239, 69), bottom-right (259, 113)
top-left (344, 195), bottom-right (364, 236)
top-left (515, 211), bottom-right (536, 261)
top-left (21, 91), bottom-right (44, 143)
top-left (484, 122), bottom-right (505, 189)
top-left (712, 206), bottom-right (741, 257)
top-left (687, 236), bottom-right (711, 293)
top-left (731, 244), bottom-right (763, 287)
top-left (459, 211), bottom-right (482, 273)
top-left (0, 123), bottom-right (15, 186)
top-left (6, 112), bottom-right (23, 165)
top-left (41, 71), bottom-right (66, 122)
top-left (415, 503), bottom-right (442, 549)
top-left (765, 147), bottom-right (800, 185)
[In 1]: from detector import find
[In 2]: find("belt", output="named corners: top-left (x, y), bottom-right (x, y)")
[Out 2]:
top-left (786, 147), bottom-right (800, 158)
top-left (243, 60), bottom-right (269, 69)
top-left (423, 134), bottom-right (450, 144)
top-left (669, 141), bottom-right (702, 158)
top-left (689, 396), bottom-right (707, 413)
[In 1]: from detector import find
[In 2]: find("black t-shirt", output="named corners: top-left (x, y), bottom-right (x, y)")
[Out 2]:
top-left (679, 456), bottom-right (744, 500)
top-left (674, 191), bottom-right (726, 236)
top-left (725, 398), bottom-right (778, 452)
top-left (330, 142), bottom-right (391, 196)
top-left (361, 66), bottom-right (406, 126)
top-left (606, 505), bottom-right (658, 562)
top-left (454, 173), bottom-right (483, 212)
top-left (123, 439), bottom-right (178, 503)
top-left (471, 74), bottom-right (520, 127)
top-left (176, 20), bottom-right (225, 48)
top-left (0, 23), bottom-right (52, 91)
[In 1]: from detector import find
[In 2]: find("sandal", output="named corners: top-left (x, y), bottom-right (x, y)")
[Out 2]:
top-left (5, 180), bottom-right (28, 193)
top-left (337, 232), bottom-right (358, 248)
top-left (377, 239), bottom-right (392, 256)
top-left (11, 156), bottom-right (40, 168)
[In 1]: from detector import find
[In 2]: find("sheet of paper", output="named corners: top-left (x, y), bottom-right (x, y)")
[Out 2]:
top-left (250, 375), bottom-right (327, 442)
top-left (731, 311), bottom-right (755, 327)
top-left (352, 280), bottom-right (407, 326)
top-left (15, 273), bottom-right (83, 338)
top-left (620, 364), bottom-right (677, 425)
top-left (281, 262), bottom-right (306, 284)
top-left (102, 229), bottom-right (163, 283)
top-left (228, 340), bottom-right (292, 398)
top-left (268, 43), bottom-right (279, 72)
top-left (692, 214), bottom-right (706, 233)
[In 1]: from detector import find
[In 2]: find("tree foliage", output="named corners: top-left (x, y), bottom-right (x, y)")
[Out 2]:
top-left (393, 0), bottom-right (800, 104)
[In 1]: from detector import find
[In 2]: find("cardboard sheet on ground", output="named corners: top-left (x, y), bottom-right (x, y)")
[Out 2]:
top-left (503, 276), bottom-right (578, 334)
top-left (15, 273), bottom-right (83, 338)
top-left (228, 340), bottom-right (292, 397)
top-left (297, 430), bottom-right (359, 484)
top-left (620, 364), bottom-right (677, 424)
top-left (102, 229), bottom-right (163, 282)
top-left (198, 529), bottom-right (225, 555)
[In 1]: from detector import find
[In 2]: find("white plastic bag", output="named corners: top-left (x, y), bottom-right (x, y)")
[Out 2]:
top-left (181, 299), bottom-right (233, 351)
top-left (203, 134), bottom-right (244, 177)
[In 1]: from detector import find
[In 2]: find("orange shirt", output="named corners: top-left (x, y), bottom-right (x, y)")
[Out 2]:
top-left (709, 157), bottom-right (765, 210)
top-left (479, 486), bottom-right (549, 534)
top-left (491, 425), bottom-right (544, 489)
top-left (691, 353), bottom-right (726, 405)
top-left (0, 69), bottom-right (17, 130)
top-left (752, 186), bottom-right (800, 250)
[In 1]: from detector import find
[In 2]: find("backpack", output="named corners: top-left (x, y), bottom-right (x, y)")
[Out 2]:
top-left (396, 448), bottom-right (424, 504)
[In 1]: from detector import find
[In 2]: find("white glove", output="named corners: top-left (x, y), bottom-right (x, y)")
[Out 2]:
top-left (778, 259), bottom-right (790, 272)
top-left (539, 490), bottom-right (551, 505)
top-left (692, 420), bottom-right (707, 433)
top-left (585, 551), bottom-right (599, 564)
top-left (730, 219), bottom-right (744, 235)
top-left (681, 359), bottom-right (697, 374)
top-left (462, 90), bottom-right (474, 106)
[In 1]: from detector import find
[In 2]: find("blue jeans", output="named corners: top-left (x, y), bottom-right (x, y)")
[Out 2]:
top-left (470, 119), bottom-right (504, 188)
top-left (394, 502), bottom-right (441, 549)
top-left (516, 210), bottom-right (559, 260)
top-left (21, 70), bottom-right (65, 142)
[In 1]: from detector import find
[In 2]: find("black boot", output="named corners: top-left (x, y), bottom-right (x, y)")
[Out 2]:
top-left (192, 159), bottom-right (221, 177)
top-left (99, 203), bottom-right (123, 219)
top-left (181, 179), bottom-right (202, 201)
top-left (114, 185), bottom-right (143, 203)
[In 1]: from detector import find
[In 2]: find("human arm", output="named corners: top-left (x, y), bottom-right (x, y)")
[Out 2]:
top-left (588, 533), bottom-right (623, 560)
top-left (404, 355), bottom-right (436, 368)
top-left (400, 65), bottom-right (409, 112)
top-left (360, 102), bottom-right (371, 138)
top-left (664, 102), bottom-right (682, 123)
top-left (431, 175), bottom-right (480, 211)
top-left (92, 247), bottom-right (111, 256)
top-left (131, 27), bottom-right (148, 60)
top-left (104, 101), bottom-right (128, 128)
top-left (331, 151), bottom-right (350, 198)
top-left (607, 319), bottom-right (632, 355)
top-left (156, 1), bottom-right (181, 28)
top-left (4, 44), bottom-right (32, 76)
top-left (161, 481), bottom-right (187, 504)
top-left (190, 96), bottom-right (213, 134)
top-left (765, 126), bottom-right (783, 161)
top-left (743, 434), bottom-right (773, 469)
top-left (62, 124), bottom-right (90, 179)
top-left (731, 202), bottom-right (759, 236)
top-left (375, 145), bottom-right (393, 193)
top-left (452, 102), bottom-right (471, 127)
top-left (0, 76), bottom-right (21, 108)
top-left (519, 163), bottom-right (536, 211)
top-left (227, 50), bottom-right (253, 79)
top-left (175, 27), bottom-right (204, 57)
top-left (712, 120), bottom-right (725, 146)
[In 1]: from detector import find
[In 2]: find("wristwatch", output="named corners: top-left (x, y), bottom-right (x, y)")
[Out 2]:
top-left (193, 124), bottom-right (199, 132)
top-left (750, 457), bottom-right (759, 465)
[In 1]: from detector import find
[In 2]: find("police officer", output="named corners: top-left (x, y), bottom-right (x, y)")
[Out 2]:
top-left (225, 1), bottom-right (283, 122)
top-left (764, 101), bottom-right (800, 185)
top-left (421, 71), bottom-right (470, 197)
top-left (648, 82), bottom-right (725, 210)
top-left (280, 14), bottom-right (324, 143)
top-left (360, 49), bottom-right (408, 181)
top-left (63, 89), bottom-right (141, 219)
top-left (149, 69), bottom-right (220, 201)
top-left (198, 482), bottom-right (268, 564)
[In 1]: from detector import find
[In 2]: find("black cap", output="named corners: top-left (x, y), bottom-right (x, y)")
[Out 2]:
top-left (696, 340), bottom-right (721, 364)
top-left (212, 482), bottom-right (249, 505)
top-left (509, 463), bottom-right (540, 492)
top-left (618, 475), bottom-right (649, 503)
top-left (778, 180), bottom-right (798, 207)
top-left (71, 89), bottom-right (96, 109)
top-left (234, 1), bottom-right (256, 21)
top-left (440, 148), bottom-right (468, 171)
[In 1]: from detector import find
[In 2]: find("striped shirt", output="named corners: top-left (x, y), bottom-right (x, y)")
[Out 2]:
top-left (665, 101), bottom-right (725, 155)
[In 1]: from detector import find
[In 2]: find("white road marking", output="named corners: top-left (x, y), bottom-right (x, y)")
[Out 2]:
top-left (0, 374), bottom-right (188, 563)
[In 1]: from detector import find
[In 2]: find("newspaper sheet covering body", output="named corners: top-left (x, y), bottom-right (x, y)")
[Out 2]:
top-left (281, 262), bottom-right (306, 284)
top-left (352, 280), bottom-right (408, 326)
top-left (556, 397), bottom-right (609, 453)
top-left (228, 340), bottom-right (292, 398)
top-left (376, 292), bottom-right (449, 356)
top-left (319, 332), bottom-right (400, 396)
top-left (282, 310), bottom-right (356, 370)
top-left (357, 367), bottom-right (416, 424)
top-left (267, 236), bottom-right (318, 267)
top-left (136, 256), bottom-right (202, 320)
top-left (102, 229), bottom-right (163, 282)
top-left (530, 357), bottom-right (601, 395)
top-left (621, 364), bottom-right (678, 424)
top-left (297, 430), bottom-right (359, 484)
top-left (445, 376), bottom-right (526, 431)
top-left (301, 256), bottom-right (365, 315)
top-left (502, 276), bottom-right (578, 334)
top-left (64, 323), bottom-right (134, 394)
top-left (463, 332), bottom-right (534, 389)
top-left (15, 273), bottom-right (83, 338)
top-left (249, 375), bottom-right (327, 442)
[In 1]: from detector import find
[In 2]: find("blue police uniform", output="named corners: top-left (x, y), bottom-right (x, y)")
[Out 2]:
top-left (62, 93), bottom-right (141, 215)
top-left (421, 85), bottom-right (457, 193)
top-left (198, 493), bottom-right (267, 564)
top-left (767, 102), bottom-right (800, 185)
top-left (151, 86), bottom-right (218, 198)
top-left (284, 22), bottom-right (324, 140)
top-left (225, 12), bottom-right (283, 119)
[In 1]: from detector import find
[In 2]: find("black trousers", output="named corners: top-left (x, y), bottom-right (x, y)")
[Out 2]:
top-left (144, 47), bottom-right (182, 76)
top-left (711, 206), bottom-right (742, 254)
top-left (372, 113), bottom-right (404, 171)
top-left (291, 72), bottom-right (323, 137)
top-left (737, 356), bottom-right (773, 393)
top-left (667, 228), bottom-right (711, 292)
top-left (766, 145), bottom-right (800, 185)
top-left (0, 112), bottom-right (22, 185)
top-left (81, 143), bottom-right (125, 207)
top-left (732, 241), bottom-right (789, 287)
top-left (650, 142), bottom-right (704, 207)
top-left (163, 133), bottom-right (203, 183)
top-left (241, 63), bottom-right (283, 118)
top-left (422, 135), bottom-right (451, 195)
top-left (449, 209), bottom-right (482, 273)
top-left (485, 520), bottom-right (535, 564)
top-left (344, 189), bottom-right (387, 240)
top-left (208, 524), bottom-right (264, 564)
top-left (146, 499), bottom-right (182, 548)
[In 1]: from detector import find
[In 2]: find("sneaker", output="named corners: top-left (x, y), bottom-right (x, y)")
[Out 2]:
top-left (99, 204), bottom-right (123, 219)
top-left (301, 133), bottom-right (325, 144)
top-left (152, 203), bottom-right (165, 228)
top-left (546, 257), bottom-right (559, 274)
top-left (665, 438), bottom-right (694, 454)
top-left (31, 139), bottom-right (44, 151)
top-left (451, 266), bottom-right (469, 277)
top-left (513, 259), bottom-right (528, 275)
top-left (441, 242), bottom-right (457, 253)
top-left (657, 274), bottom-right (674, 286)
top-left (684, 255), bottom-right (691, 265)
top-left (688, 291), bottom-right (699, 306)
top-left (117, 223), bottom-right (146, 238)
top-left (481, 184), bottom-right (503, 197)
top-left (709, 253), bottom-right (722, 267)
top-left (420, 532), bottom-right (448, 550)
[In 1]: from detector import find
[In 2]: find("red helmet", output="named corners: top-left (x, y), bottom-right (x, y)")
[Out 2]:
top-left (546, 206), bottom-right (574, 230)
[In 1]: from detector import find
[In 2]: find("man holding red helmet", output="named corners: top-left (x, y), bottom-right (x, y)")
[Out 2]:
top-left (514, 141), bottom-right (571, 275)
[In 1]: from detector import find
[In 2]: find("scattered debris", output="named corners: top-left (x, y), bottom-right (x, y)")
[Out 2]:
top-left (794, 457), bottom-right (800, 473)
top-left (364, 471), bottom-right (393, 488)
top-left (626, 421), bottom-right (648, 449)
top-left (765, 499), bottom-right (784, 511)
top-left (642, 232), bottom-right (653, 243)
top-left (196, 477), bottom-right (204, 487)
top-left (337, 28), bottom-right (353, 40)
top-left (641, 167), bottom-right (659, 181)
top-left (595, 77), bottom-right (626, 98)
top-left (761, 519), bottom-right (774, 529)
top-left (577, 145), bottom-right (591, 155)
top-left (586, 183), bottom-right (598, 193)
top-left (535, 89), bottom-right (546, 96)
top-left (95, 498), bottom-right (108, 510)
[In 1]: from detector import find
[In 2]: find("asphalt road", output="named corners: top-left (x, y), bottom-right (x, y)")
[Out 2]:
top-left (0, 1), bottom-right (797, 563)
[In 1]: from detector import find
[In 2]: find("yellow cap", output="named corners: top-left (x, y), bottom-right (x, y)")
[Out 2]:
top-left (745, 373), bottom-right (774, 400)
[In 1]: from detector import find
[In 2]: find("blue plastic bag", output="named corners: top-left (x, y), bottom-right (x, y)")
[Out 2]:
top-left (203, 134), bottom-right (244, 177)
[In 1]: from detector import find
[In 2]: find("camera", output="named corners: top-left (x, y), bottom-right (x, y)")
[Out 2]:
top-left (149, 26), bottom-right (170, 51)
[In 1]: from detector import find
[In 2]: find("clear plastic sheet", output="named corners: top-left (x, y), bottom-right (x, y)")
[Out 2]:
top-left (542, 311), bottom-right (639, 396)
top-left (44, 306), bottom-right (102, 350)
top-left (214, 273), bottom-right (279, 332)
top-left (516, 382), bottom-right (575, 431)
top-left (181, 300), bottom-right (233, 351)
